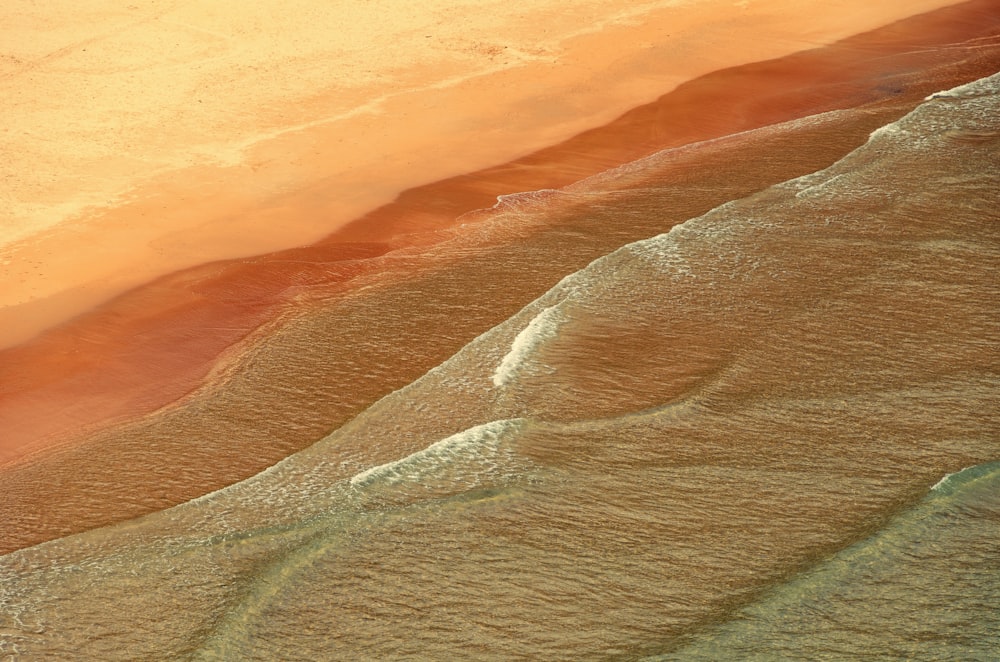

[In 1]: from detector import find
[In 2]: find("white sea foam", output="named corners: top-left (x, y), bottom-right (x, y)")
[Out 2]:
top-left (930, 466), bottom-right (971, 492)
top-left (867, 120), bottom-right (911, 144)
top-left (924, 74), bottom-right (997, 100)
top-left (494, 189), bottom-right (561, 210)
top-left (492, 305), bottom-right (565, 387)
top-left (785, 73), bottom-right (1000, 200)
top-left (454, 188), bottom-right (563, 226)
top-left (349, 419), bottom-right (521, 488)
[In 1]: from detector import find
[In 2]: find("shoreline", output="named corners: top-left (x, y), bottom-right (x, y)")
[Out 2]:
top-left (1, 0), bottom-right (999, 553)
top-left (4, 1), bottom-right (997, 466)
top-left (0, 0), bottom-right (964, 351)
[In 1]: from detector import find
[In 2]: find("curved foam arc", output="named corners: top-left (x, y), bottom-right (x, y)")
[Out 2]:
top-left (924, 74), bottom-right (997, 100)
top-left (348, 418), bottom-right (525, 488)
top-left (567, 105), bottom-right (862, 197)
top-left (930, 466), bottom-right (971, 491)
top-left (190, 419), bottom-right (536, 660)
top-left (929, 459), bottom-right (1000, 495)
top-left (545, 111), bottom-right (900, 282)
top-left (783, 71), bottom-right (1000, 195)
top-left (493, 304), bottom-right (567, 387)
top-left (458, 188), bottom-right (565, 222)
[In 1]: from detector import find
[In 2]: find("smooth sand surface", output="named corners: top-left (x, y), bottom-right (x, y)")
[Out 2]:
top-left (0, 0), bottom-right (963, 351)
top-left (1, 0), bottom-right (998, 554)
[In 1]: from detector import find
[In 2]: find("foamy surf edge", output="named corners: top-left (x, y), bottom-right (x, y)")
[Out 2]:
top-left (349, 419), bottom-right (524, 488)
top-left (492, 305), bottom-right (565, 388)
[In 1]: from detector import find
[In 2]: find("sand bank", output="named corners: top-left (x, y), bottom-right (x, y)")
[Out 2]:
top-left (1, 0), bottom-right (998, 553)
top-left (0, 0), bottom-right (964, 350)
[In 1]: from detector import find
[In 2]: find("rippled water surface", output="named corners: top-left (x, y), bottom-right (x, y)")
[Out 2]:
top-left (1, 57), bottom-right (998, 662)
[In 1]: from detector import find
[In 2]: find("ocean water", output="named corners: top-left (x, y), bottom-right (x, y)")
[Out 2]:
top-left (658, 462), bottom-right (1000, 660)
top-left (1, 66), bottom-right (998, 662)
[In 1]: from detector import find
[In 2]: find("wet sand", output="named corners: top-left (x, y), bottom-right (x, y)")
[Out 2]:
top-left (1, 0), bottom-right (998, 554)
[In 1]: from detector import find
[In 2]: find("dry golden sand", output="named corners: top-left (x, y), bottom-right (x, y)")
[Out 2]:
top-left (0, 0), bottom-right (962, 350)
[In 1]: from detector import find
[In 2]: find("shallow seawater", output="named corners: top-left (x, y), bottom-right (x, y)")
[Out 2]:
top-left (1, 71), bottom-right (999, 661)
top-left (656, 461), bottom-right (1000, 660)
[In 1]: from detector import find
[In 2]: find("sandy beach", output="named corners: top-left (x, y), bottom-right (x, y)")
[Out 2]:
top-left (0, 2), bottom-right (998, 656)
top-left (1, 0), bottom-right (998, 555)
